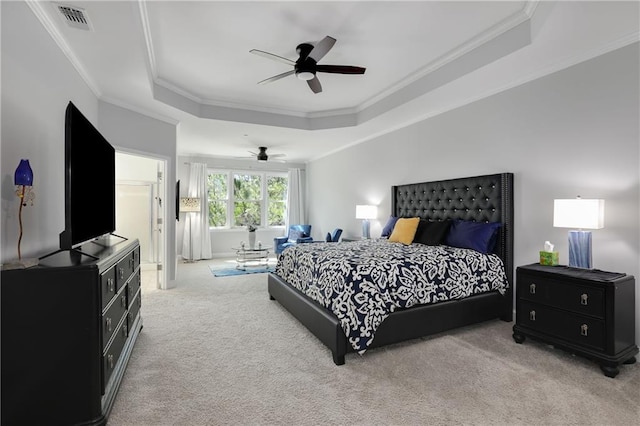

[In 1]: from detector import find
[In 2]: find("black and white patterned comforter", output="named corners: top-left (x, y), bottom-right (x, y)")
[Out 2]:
top-left (274, 239), bottom-right (509, 353)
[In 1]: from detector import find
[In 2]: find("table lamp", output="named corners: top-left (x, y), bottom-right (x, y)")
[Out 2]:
top-left (355, 205), bottom-right (377, 239)
top-left (553, 197), bottom-right (604, 269)
top-left (180, 197), bottom-right (201, 262)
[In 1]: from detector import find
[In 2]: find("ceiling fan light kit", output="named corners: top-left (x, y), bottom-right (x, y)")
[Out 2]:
top-left (250, 36), bottom-right (366, 94)
top-left (296, 71), bottom-right (315, 81)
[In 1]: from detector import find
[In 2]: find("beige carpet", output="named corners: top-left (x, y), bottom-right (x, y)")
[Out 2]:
top-left (109, 262), bottom-right (640, 425)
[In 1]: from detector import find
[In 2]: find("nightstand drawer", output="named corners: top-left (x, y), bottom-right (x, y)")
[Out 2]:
top-left (518, 273), bottom-right (605, 318)
top-left (517, 301), bottom-right (605, 351)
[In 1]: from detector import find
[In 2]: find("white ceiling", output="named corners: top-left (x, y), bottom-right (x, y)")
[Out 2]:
top-left (30, 1), bottom-right (639, 163)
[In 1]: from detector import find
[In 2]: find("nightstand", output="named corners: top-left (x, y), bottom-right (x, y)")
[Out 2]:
top-left (512, 264), bottom-right (638, 378)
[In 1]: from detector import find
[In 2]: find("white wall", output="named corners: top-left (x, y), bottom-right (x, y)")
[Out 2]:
top-left (1, 1), bottom-right (98, 261)
top-left (307, 43), bottom-right (640, 342)
top-left (177, 155), bottom-right (306, 257)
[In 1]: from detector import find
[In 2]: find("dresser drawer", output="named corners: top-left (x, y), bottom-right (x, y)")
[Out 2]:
top-left (100, 266), bottom-right (117, 311)
top-left (102, 289), bottom-right (128, 348)
top-left (518, 272), bottom-right (605, 318)
top-left (116, 249), bottom-right (138, 287)
top-left (127, 269), bottom-right (141, 307)
top-left (128, 289), bottom-right (141, 327)
top-left (517, 301), bottom-right (605, 351)
top-left (103, 316), bottom-right (129, 389)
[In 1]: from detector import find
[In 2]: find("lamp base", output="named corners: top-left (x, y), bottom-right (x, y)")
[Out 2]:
top-left (568, 230), bottom-right (592, 269)
top-left (361, 219), bottom-right (370, 239)
top-left (2, 257), bottom-right (39, 270)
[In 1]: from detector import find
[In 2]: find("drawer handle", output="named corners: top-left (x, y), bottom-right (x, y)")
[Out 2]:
top-left (106, 317), bottom-right (112, 332)
top-left (529, 310), bottom-right (536, 321)
top-left (121, 295), bottom-right (127, 308)
top-left (529, 283), bottom-right (536, 294)
top-left (108, 354), bottom-right (114, 369)
top-left (581, 293), bottom-right (588, 306)
top-left (130, 257), bottom-right (135, 269)
top-left (119, 267), bottom-right (124, 279)
top-left (107, 278), bottom-right (114, 293)
top-left (123, 323), bottom-right (129, 338)
top-left (581, 324), bottom-right (588, 336)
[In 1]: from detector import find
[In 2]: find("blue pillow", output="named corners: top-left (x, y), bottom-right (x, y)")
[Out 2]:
top-left (381, 216), bottom-right (399, 238)
top-left (445, 220), bottom-right (501, 254)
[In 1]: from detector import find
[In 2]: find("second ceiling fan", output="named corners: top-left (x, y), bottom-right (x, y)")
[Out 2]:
top-left (250, 36), bottom-right (366, 94)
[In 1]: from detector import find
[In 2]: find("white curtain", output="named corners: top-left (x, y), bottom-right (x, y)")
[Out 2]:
top-left (286, 168), bottom-right (305, 229)
top-left (182, 163), bottom-right (212, 260)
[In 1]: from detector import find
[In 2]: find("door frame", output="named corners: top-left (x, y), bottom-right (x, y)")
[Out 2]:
top-left (115, 151), bottom-right (169, 290)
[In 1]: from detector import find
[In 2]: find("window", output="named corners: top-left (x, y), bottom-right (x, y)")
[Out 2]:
top-left (207, 172), bottom-right (228, 227)
top-left (207, 170), bottom-right (288, 229)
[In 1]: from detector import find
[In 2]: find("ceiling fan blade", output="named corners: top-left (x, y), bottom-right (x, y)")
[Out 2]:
top-left (269, 153), bottom-right (286, 158)
top-left (316, 65), bottom-right (366, 74)
top-left (307, 76), bottom-right (322, 94)
top-left (249, 49), bottom-right (296, 66)
top-left (308, 36), bottom-right (336, 62)
top-left (257, 70), bottom-right (295, 85)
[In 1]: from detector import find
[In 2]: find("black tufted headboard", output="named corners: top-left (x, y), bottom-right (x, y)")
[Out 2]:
top-left (392, 173), bottom-right (514, 287)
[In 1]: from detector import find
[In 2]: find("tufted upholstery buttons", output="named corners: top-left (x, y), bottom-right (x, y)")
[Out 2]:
top-left (392, 176), bottom-right (503, 224)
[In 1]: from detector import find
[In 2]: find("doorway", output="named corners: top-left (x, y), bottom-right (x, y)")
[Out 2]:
top-left (115, 152), bottom-right (167, 291)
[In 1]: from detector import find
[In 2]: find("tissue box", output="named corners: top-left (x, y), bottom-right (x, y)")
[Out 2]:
top-left (539, 251), bottom-right (559, 266)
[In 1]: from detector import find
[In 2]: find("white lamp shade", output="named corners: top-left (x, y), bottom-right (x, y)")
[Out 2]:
top-left (355, 205), bottom-right (377, 220)
top-left (553, 199), bottom-right (604, 229)
top-left (180, 197), bottom-right (201, 213)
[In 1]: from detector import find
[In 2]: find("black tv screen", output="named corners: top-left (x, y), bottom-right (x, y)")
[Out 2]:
top-left (59, 101), bottom-right (116, 250)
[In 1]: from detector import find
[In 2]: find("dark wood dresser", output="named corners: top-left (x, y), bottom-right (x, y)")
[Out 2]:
top-left (512, 263), bottom-right (637, 377)
top-left (1, 238), bottom-right (142, 425)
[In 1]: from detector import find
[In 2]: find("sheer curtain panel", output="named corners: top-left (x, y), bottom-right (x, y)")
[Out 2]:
top-left (182, 163), bottom-right (212, 260)
top-left (286, 168), bottom-right (305, 230)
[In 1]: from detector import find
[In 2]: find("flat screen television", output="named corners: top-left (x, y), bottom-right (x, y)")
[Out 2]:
top-left (59, 101), bottom-right (116, 250)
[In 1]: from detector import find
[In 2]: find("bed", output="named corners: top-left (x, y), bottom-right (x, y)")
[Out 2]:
top-left (268, 173), bottom-right (514, 365)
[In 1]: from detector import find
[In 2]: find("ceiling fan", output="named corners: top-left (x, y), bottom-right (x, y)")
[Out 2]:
top-left (248, 147), bottom-right (285, 162)
top-left (250, 36), bottom-right (366, 94)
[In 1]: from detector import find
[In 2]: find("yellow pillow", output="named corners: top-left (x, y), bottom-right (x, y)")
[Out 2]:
top-left (388, 217), bottom-right (420, 245)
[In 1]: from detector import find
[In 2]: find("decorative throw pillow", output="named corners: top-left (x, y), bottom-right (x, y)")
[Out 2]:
top-left (326, 232), bottom-right (332, 242)
top-left (381, 216), bottom-right (399, 238)
top-left (445, 220), bottom-right (502, 254)
top-left (414, 219), bottom-right (452, 246)
top-left (388, 217), bottom-right (420, 245)
top-left (288, 229), bottom-right (308, 243)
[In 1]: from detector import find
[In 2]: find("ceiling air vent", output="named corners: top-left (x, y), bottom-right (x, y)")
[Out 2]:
top-left (55, 3), bottom-right (92, 31)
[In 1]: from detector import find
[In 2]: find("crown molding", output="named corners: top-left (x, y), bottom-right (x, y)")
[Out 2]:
top-left (359, 4), bottom-right (534, 111)
top-left (154, 74), bottom-right (361, 119)
top-left (100, 96), bottom-right (180, 126)
top-left (137, 0), bottom-right (157, 82)
top-left (26, 0), bottom-right (101, 97)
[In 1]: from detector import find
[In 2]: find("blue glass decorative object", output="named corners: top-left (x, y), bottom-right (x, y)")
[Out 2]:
top-left (14, 159), bottom-right (33, 186)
